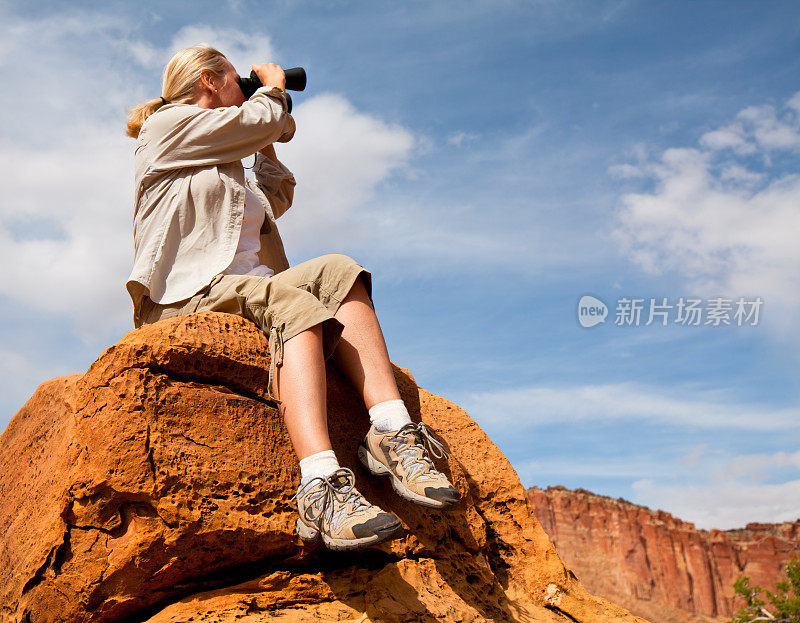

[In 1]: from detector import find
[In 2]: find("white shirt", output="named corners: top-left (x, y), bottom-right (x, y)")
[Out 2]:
top-left (222, 186), bottom-right (275, 278)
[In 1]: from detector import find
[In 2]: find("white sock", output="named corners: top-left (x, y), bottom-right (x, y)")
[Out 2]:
top-left (299, 450), bottom-right (340, 486)
top-left (369, 399), bottom-right (413, 432)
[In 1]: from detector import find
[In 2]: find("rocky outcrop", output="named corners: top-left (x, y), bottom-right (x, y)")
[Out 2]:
top-left (528, 485), bottom-right (800, 623)
top-left (0, 312), bottom-right (647, 623)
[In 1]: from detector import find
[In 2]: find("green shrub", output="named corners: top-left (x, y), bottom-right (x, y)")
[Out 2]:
top-left (731, 555), bottom-right (800, 623)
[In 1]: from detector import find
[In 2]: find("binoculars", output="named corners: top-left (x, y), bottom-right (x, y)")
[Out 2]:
top-left (238, 67), bottom-right (306, 113)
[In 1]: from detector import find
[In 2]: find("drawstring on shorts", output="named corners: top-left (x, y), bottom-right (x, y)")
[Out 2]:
top-left (267, 321), bottom-right (286, 404)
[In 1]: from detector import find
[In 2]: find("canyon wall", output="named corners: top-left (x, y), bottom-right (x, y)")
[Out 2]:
top-left (528, 485), bottom-right (799, 623)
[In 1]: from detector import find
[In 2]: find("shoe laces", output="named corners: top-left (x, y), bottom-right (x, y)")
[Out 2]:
top-left (292, 467), bottom-right (370, 525)
top-left (389, 422), bottom-right (449, 479)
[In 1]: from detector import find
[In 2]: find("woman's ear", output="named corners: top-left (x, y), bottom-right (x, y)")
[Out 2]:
top-left (199, 69), bottom-right (216, 93)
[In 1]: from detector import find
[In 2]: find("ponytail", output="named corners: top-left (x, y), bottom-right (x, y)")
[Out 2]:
top-left (125, 98), bottom-right (166, 138)
top-left (124, 44), bottom-right (228, 139)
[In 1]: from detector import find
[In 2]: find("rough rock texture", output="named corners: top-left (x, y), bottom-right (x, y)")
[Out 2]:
top-left (528, 485), bottom-right (800, 623)
top-left (0, 312), bottom-right (647, 623)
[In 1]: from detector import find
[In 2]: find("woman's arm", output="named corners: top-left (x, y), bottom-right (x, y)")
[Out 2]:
top-left (254, 144), bottom-right (296, 219)
top-left (143, 87), bottom-right (296, 172)
top-left (258, 143), bottom-right (280, 163)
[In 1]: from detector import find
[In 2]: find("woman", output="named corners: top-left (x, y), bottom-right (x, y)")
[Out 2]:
top-left (125, 45), bottom-right (459, 552)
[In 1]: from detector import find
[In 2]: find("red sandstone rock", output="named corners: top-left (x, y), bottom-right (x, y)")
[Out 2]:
top-left (0, 312), bottom-right (647, 623)
top-left (528, 485), bottom-right (800, 623)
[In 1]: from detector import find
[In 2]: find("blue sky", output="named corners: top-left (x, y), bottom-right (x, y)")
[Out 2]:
top-left (1, 0), bottom-right (798, 529)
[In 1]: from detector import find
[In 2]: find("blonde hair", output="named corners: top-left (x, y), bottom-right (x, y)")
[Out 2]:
top-left (125, 44), bottom-right (229, 138)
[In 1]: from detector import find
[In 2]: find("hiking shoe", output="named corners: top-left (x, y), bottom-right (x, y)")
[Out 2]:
top-left (358, 422), bottom-right (461, 509)
top-left (292, 467), bottom-right (403, 551)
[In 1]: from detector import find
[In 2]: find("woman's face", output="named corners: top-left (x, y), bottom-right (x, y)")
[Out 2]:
top-left (202, 58), bottom-right (245, 108)
top-left (213, 58), bottom-right (247, 108)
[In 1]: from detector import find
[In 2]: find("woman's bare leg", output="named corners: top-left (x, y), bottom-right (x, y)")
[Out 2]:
top-left (276, 276), bottom-right (401, 458)
top-left (275, 324), bottom-right (332, 460)
top-left (333, 276), bottom-right (402, 409)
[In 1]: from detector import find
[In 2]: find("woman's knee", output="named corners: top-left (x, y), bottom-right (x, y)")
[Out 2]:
top-left (320, 253), bottom-right (361, 272)
top-left (329, 257), bottom-right (373, 310)
top-left (320, 254), bottom-right (371, 295)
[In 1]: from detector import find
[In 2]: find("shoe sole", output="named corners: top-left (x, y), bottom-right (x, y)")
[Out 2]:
top-left (295, 516), bottom-right (402, 552)
top-left (358, 444), bottom-right (457, 509)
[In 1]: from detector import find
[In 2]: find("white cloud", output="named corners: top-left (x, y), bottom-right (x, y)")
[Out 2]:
top-left (0, 348), bottom-right (74, 427)
top-left (613, 91), bottom-right (800, 329)
top-left (789, 92), bottom-right (800, 114)
top-left (126, 39), bottom-right (164, 70)
top-left (724, 449), bottom-right (800, 481)
top-left (129, 24), bottom-right (279, 77)
top-left (461, 382), bottom-right (800, 432)
top-left (699, 123), bottom-right (754, 154)
top-left (0, 348), bottom-right (71, 393)
top-left (632, 478), bottom-right (800, 530)
top-left (719, 163), bottom-right (765, 186)
top-left (636, 445), bottom-right (800, 529)
top-left (459, 380), bottom-right (800, 527)
top-left (343, 202), bottom-right (554, 279)
top-left (0, 12), bottom-right (144, 340)
top-left (514, 417), bottom-right (800, 529)
top-left (0, 129), bottom-right (135, 339)
top-left (738, 104), bottom-right (800, 151)
top-left (447, 131), bottom-right (478, 147)
top-left (516, 455), bottom-right (679, 483)
top-left (521, 442), bottom-right (800, 530)
top-left (253, 95), bottom-right (540, 277)
top-left (275, 93), bottom-right (416, 250)
top-left (275, 108), bottom-right (572, 277)
top-left (500, 390), bottom-right (800, 528)
top-left (608, 163), bottom-right (646, 179)
top-left (699, 100), bottom-right (800, 154)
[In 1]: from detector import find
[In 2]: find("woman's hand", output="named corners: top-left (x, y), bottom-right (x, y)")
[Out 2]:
top-left (252, 63), bottom-right (286, 91)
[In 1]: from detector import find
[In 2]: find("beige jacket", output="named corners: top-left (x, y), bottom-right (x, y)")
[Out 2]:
top-left (127, 85), bottom-right (297, 311)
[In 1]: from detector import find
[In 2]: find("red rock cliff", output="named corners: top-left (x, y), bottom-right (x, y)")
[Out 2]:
top-left (528, 485), bottom-right (800, 623)
top-left (0, 312), bottom-right (648, 623)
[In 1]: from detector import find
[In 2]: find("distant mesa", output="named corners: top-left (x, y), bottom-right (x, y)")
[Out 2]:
top-left (529, 485), bottom-right (800, 623)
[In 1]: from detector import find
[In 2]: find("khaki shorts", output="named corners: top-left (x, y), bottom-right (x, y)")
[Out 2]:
top-left (133, 254), bottom-right (372, 403)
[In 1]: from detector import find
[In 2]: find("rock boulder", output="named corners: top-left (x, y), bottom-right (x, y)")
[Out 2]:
top-left (1, 312), bottom-right (647, 622)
